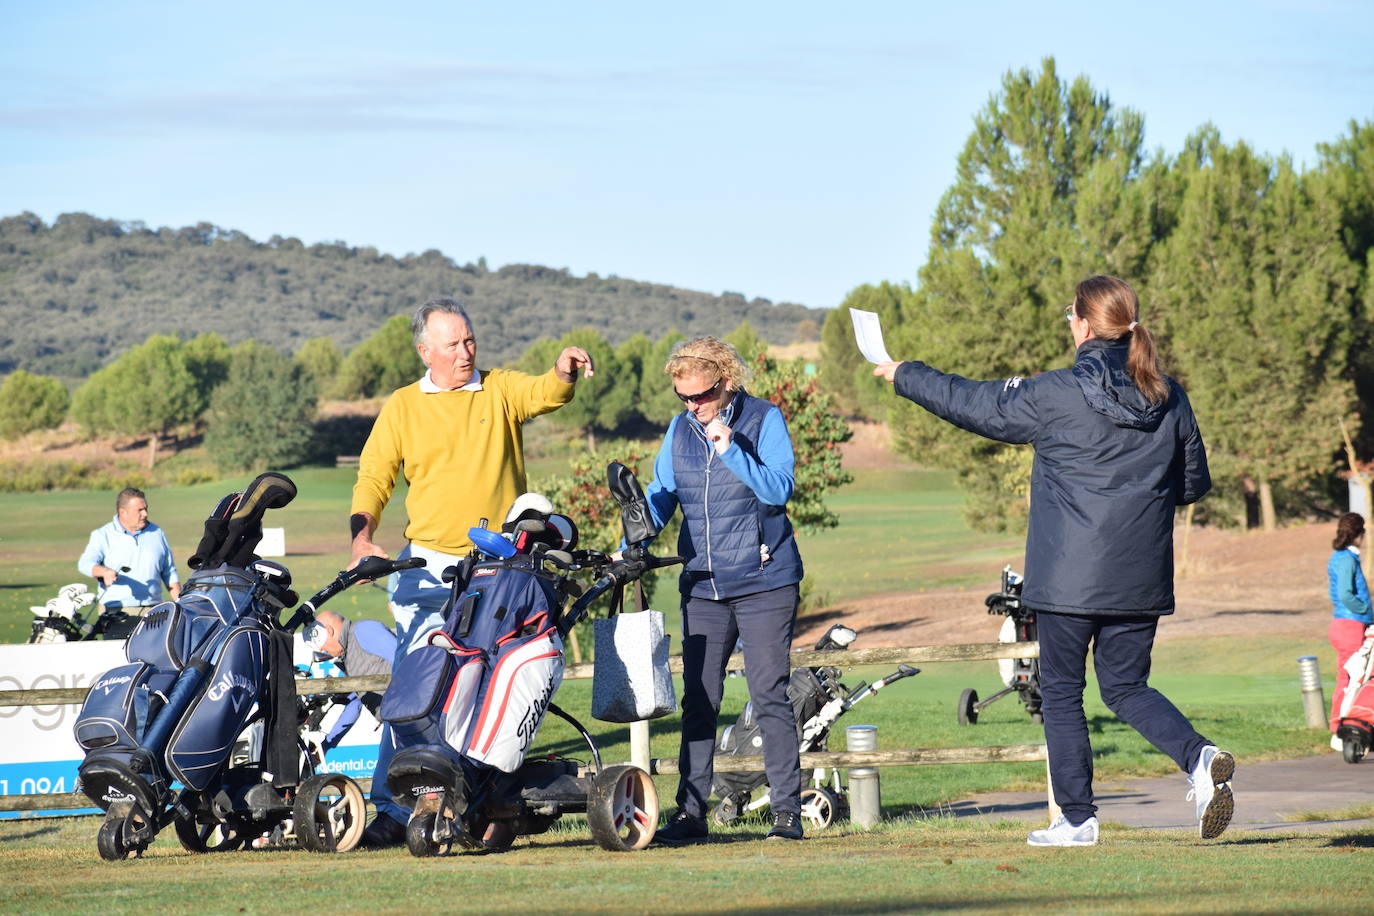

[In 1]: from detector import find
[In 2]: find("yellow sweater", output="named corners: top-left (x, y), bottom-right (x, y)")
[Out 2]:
top-left (351, 368), bottom-right (575, 553)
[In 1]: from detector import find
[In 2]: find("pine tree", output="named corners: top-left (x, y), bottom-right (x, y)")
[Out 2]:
top-left (204, 341), bottom-right (319, 472)
top-left (1149, 129), bottom-right (1357, 529)
top-left (887, 58), bottom-right (1155, 531)
top-left (0, 370), bottom-right (69, 439)
top-left (69, 334), bottom-right (201, 467)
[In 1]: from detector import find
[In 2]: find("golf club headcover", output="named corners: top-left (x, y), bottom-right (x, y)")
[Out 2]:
top-left (191, 472), bottom-right (298, 570)
top-left (188, 492), bottom-right (242, 570)
top-left (546, 513), bottom-right (578, 551)
top-left (503, 492), bottom-right (554, 526)
top-left (607, 461), bottom-right (656, 546)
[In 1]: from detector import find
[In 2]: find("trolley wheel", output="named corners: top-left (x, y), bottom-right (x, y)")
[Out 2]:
top-left (1028, 710), bottom-right (1045, 725)
top-left (293, 773), bottom-right (367, 853)
top-left (405, 793), bottom-right (455, 858)
top-left (173, 814), bottom-right (244, 853)
top-left (97, 808), bottom-right (149, 861)
top-left (587, 765), bottom-right (659, 852)
top-left (957, 688), bottom-right (980, 725)
top-left (798, 787), bottom-right (840, 831)
top-left (1344, 738), bottom-right (1365, 764)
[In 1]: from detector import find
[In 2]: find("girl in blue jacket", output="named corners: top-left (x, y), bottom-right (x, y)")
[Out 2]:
top-left (1328, 513), bottom-right (1372, 734)
top-left (875, 275), bottom-right (1233, 846)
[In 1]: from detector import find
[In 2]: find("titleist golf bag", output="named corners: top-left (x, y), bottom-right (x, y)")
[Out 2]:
top-left (73, 473), bottom-right (304, 859)
top-left (387, 464), bottom-right (683, 856)
top-left (382, 548), bottom-right (569, 794)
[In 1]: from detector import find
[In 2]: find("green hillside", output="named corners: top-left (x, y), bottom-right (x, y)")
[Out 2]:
top-left (0, 212), bottom-right (823, 377)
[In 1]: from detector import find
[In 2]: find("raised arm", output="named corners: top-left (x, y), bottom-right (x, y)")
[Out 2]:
top-left (879, 360), bottom-right (1040, 446)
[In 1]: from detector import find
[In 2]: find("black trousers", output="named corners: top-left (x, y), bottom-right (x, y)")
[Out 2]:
top-left (1037, 611), bottom-right (1211, 825)
top-left (676, 584), bottom-right (802, 819)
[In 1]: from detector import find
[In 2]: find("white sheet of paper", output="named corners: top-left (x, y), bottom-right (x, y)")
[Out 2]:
top-left (849, 308), bottom-right (894, 364)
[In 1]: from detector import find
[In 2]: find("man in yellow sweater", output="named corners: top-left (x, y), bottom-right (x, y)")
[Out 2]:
top-left (348, 297), bottom-right (593, 650)
top-left (346, 297), bottom-right (592, 849)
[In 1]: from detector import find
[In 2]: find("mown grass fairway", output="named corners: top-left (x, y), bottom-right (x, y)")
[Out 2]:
top-left (1, 814), bottom-right (1366, 916)
top-left (0, 465), bottom-right (1014, 644)
top-left (2, 462), bottom-right (1354, 915)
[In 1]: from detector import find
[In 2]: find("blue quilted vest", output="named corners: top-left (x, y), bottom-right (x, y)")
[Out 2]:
top-left (671, 392), bottom-right (803, 600)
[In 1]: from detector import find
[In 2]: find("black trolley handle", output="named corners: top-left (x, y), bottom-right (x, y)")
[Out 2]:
top-left (282, 556), bottom-right (426, 632)
top-left (556, 547), bottom-right (682, 637)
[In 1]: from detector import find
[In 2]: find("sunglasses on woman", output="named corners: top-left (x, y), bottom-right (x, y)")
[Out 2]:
top-left (676, 378), bottom-right (723, 404)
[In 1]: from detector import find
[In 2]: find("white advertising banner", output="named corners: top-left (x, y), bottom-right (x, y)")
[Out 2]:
top-left (0, 641), bottom-right (383, 818)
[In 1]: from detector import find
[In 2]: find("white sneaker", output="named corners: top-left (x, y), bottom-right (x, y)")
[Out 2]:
top-left (1027, 815), bottom-right (1099, 846)
top-left (1331, 734), bottom-right (1344, 752)
top-left (1187, 745), bottom-right (1235, 840)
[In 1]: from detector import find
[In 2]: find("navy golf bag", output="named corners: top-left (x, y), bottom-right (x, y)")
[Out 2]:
top-left (382, 552), bottom-right (566, 803)
top-left (73, 473), bottom-right (309, 859)
top-left (391, 467), bottom-right (686, 857)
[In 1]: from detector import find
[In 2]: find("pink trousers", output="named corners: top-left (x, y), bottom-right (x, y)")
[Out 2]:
top-left (1330, 617), bottom-right (1369, 731)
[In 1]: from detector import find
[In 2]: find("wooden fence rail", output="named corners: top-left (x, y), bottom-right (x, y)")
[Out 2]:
top-left (0, 643), bottom-right (1038, 708)
top-left (0, 642), bottom-right (1045, 816)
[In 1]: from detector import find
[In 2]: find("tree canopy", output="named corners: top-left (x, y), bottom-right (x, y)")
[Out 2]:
top-left (0, 370), bottom-right (69, 439)
top-left (204, 341), bottom-right (319, 473)
top-left (841, 58), bottom-right (1374, 532)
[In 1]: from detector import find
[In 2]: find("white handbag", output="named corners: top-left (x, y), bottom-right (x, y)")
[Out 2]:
top-left (591, 609), bottom-right (676, 722)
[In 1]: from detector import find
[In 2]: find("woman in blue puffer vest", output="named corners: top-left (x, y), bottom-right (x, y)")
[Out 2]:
top-left (1328, 512), bottom-right (1372, 735)
top-left (641, 336), bottom-right (806, 845)
top-left (874, 275), bottom-right (1232, 847)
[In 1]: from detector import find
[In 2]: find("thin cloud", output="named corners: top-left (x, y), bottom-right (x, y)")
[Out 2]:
top-left (0, 51), bottom-right (858, 136)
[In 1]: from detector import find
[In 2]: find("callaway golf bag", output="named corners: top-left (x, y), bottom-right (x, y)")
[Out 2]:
top-left (73, 473), bottom-right (310, 859)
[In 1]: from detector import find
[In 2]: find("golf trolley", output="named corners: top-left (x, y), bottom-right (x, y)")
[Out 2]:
top-left (710, 624), bottom-right (920, 830)
top-left (384, 462), bottom-right (682, 857)
top-left (1334, 633), bottom-right (1374, 764)
top-left (956, 566), bottom-right (1043, 725)
top-left (72, 472), bottom-right (423, 860)
top-left (28, 576), bottom-right (142, 643)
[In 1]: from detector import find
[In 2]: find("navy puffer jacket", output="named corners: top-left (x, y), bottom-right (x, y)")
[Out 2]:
top-left (894, 338), bottom-right (1210, 616)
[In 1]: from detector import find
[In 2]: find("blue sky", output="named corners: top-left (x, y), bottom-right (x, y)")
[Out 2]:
top-left (3, 1), bottom-right (1371, 309)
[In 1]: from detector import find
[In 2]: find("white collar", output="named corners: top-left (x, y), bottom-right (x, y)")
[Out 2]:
top-left (1353, 545), bottom-right (1363, 558)
top-left (419, 369), bottom-right (483, 394)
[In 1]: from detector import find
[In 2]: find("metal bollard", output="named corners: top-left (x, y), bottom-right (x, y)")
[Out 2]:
top-left (845, 724), bottom-right (880, 829)
top-left (1297, 656), bottom-right (1326, 729)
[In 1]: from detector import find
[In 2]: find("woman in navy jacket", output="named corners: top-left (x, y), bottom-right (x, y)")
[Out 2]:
top-left (875, 275), bottom-right (1234, 846)
top-left (642, 336), bottom-right (806, 844)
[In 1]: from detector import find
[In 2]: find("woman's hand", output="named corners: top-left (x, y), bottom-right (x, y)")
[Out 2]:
top-left (706, 418), bottom-right (732, 454)
top-left (873, 361), bottom-right (902, 384)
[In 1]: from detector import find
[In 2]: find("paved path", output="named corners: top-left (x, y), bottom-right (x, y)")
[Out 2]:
top-left (945, 751), bottom-right (1374, 834)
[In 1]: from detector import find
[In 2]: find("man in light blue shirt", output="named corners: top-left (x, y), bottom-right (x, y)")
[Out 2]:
top-left (77, 487), bottom-right (180, 638)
